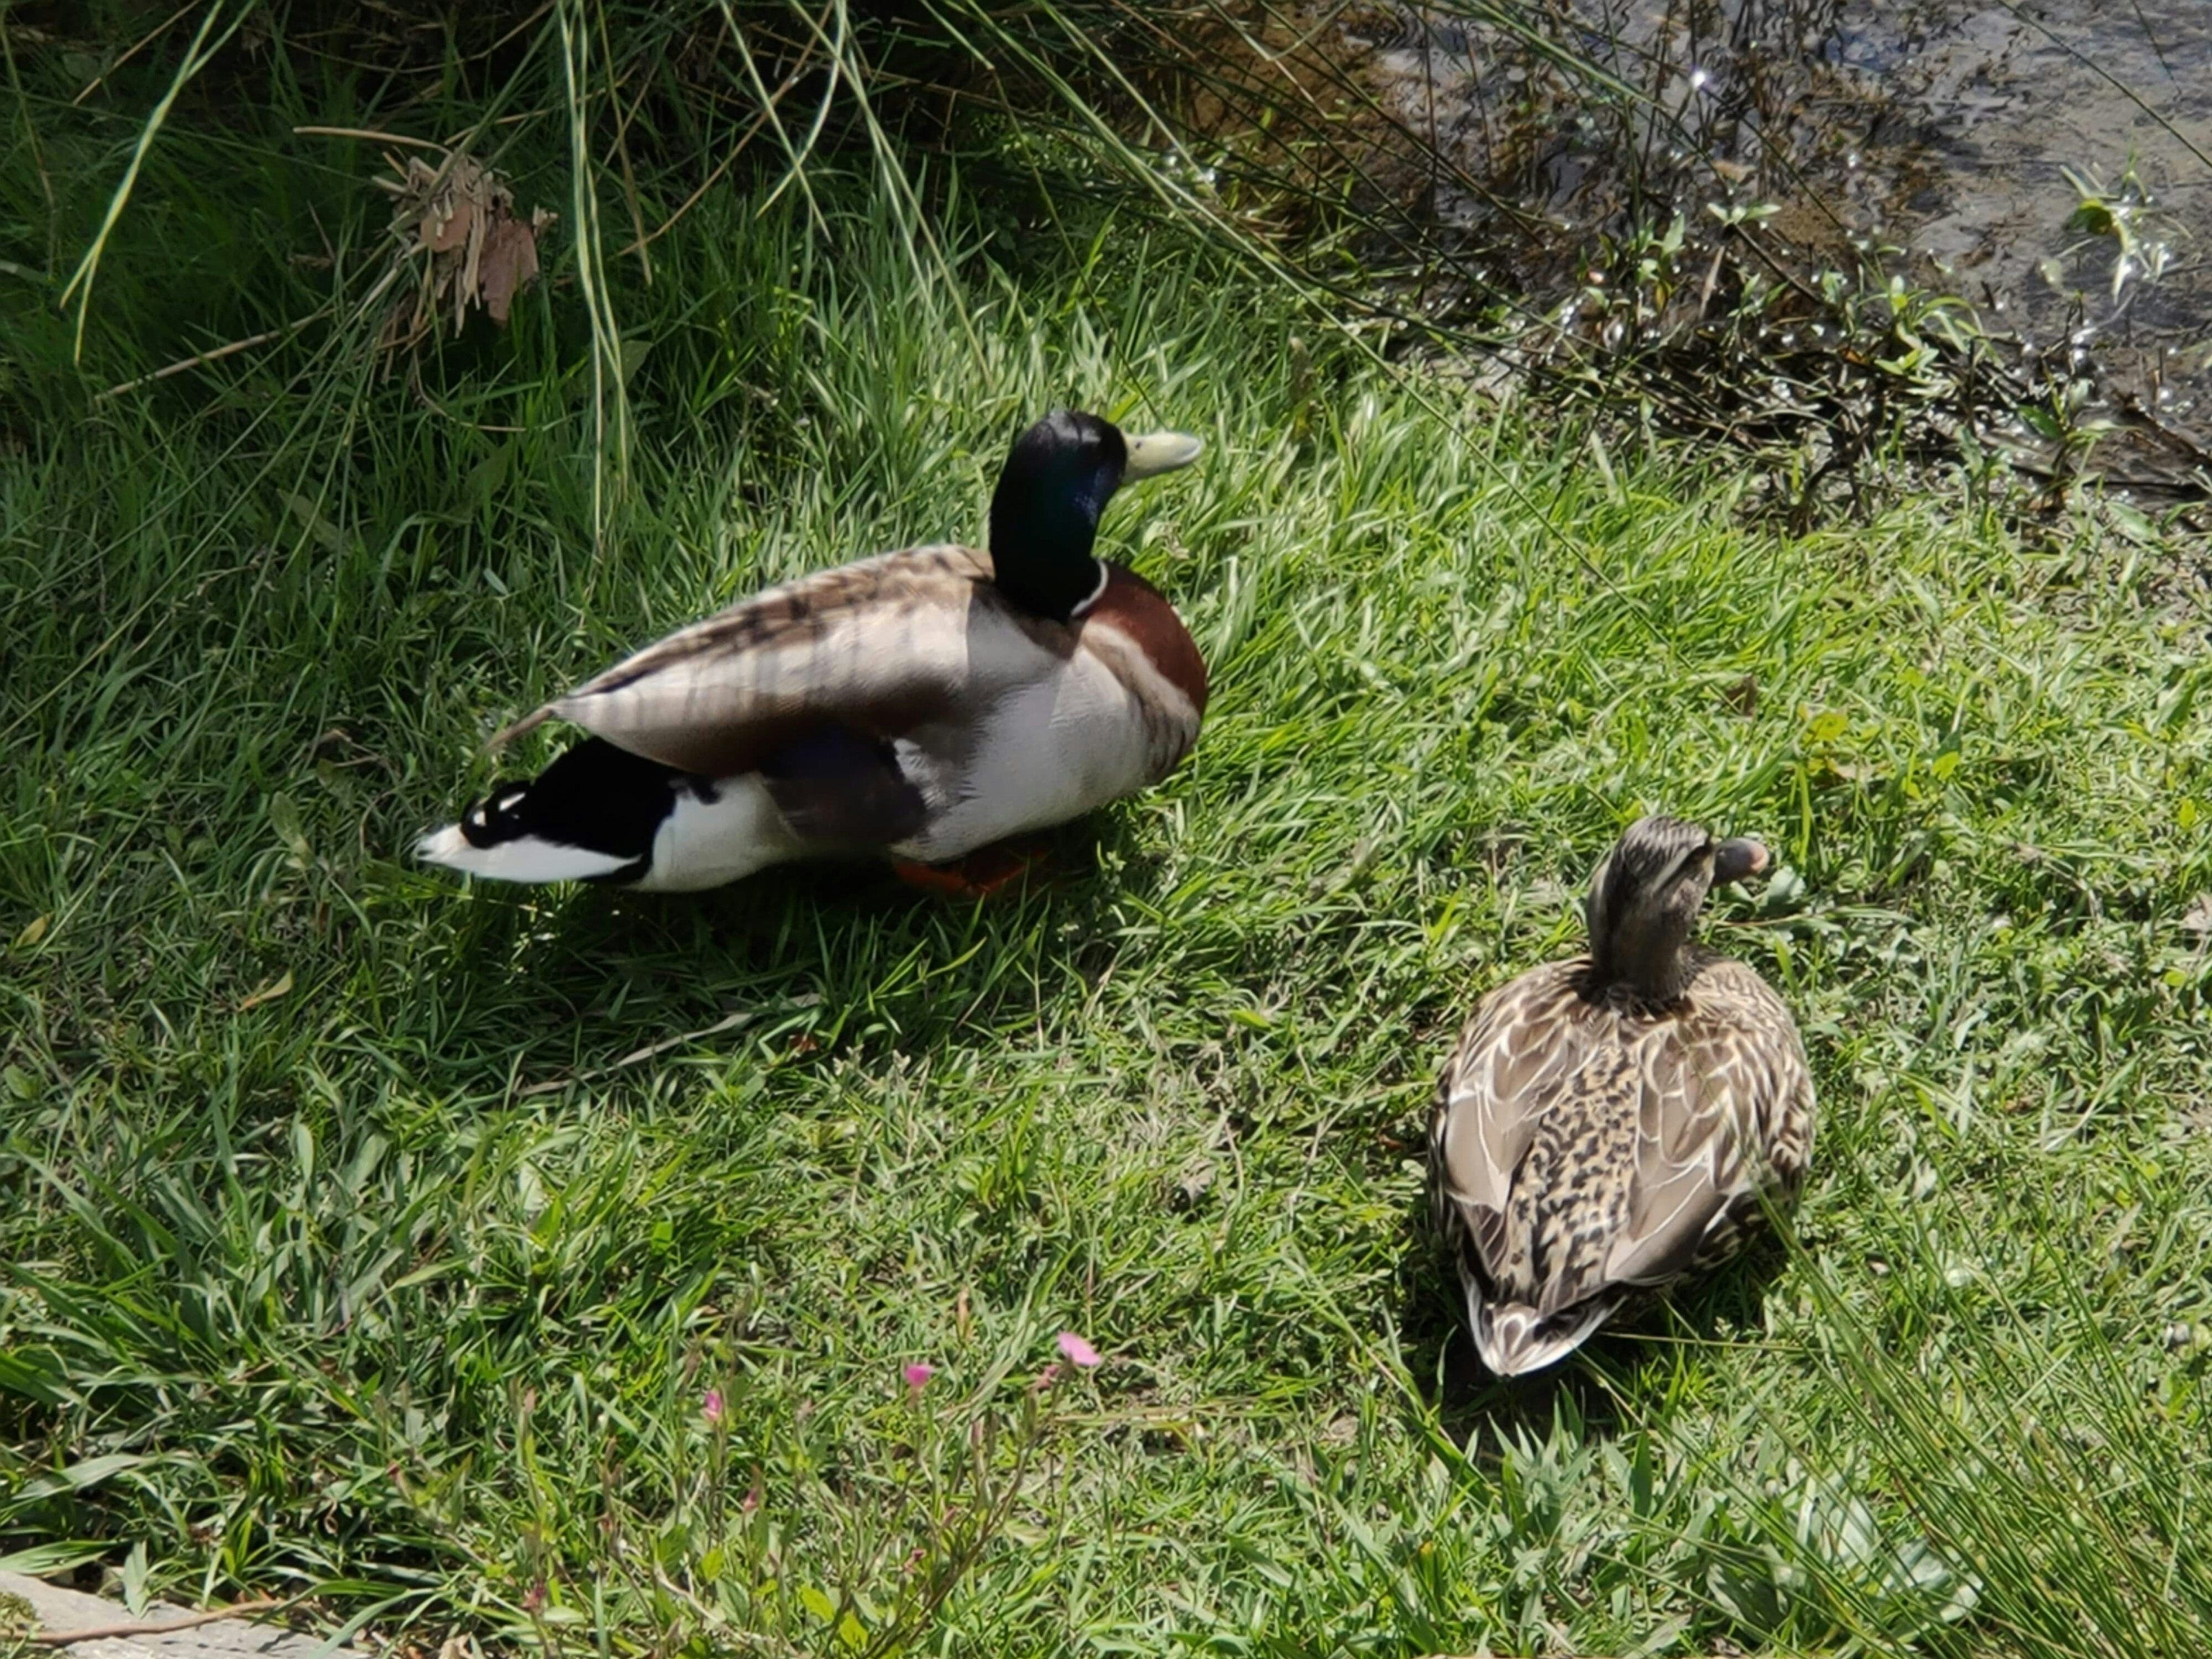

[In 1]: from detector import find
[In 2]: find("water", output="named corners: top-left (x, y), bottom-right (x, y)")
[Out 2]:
top-left (1320, 0), bottom-right (2212, 491)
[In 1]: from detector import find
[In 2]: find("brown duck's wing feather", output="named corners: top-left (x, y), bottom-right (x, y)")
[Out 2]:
top-left (1608, 964), bottom-right (1816, 1285)
top-left (1602, 1029), bottom-right (1755, 1289)
top-left (1653, 957), bottom-right (1817, 1272)
top-left (493, 544), bottom-right (1064, 778)
top-left (1430, 961), bottom-right (1590, 1293)
top-left (1431, 954), bottom-right (1815, 1363)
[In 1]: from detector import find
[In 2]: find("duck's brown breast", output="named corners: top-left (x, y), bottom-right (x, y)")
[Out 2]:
top-left (1082, 563), bottom-right (1208, 718)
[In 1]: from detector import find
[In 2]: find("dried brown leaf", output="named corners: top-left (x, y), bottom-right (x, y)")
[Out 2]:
top-left (478, 217), bottom-right (541, 325)
top-left (376, 146), bottom-right (554, 357)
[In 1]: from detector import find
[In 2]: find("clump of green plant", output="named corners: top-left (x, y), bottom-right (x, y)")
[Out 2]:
top-left (2056, 158), bottom-right (2177, 302)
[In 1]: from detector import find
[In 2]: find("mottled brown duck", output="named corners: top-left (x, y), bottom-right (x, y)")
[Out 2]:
top-left (416, 411), bottom-right (1205, 893)
top-left (1429, 814), bottom-right (1815, 1376)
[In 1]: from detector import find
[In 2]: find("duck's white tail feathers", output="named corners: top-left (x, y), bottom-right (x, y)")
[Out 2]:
top-left (414, 824), bottom-right (638, 885)
top-left (1471, 1293), bottom-right (1622, 1377)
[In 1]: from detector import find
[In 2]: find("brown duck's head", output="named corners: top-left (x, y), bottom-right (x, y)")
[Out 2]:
top-left (1583, 814), bottom-right (1768, 999)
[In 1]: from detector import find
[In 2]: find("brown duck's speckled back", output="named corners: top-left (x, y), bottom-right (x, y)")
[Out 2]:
top-left (1429, 851), bottom-right (1815, 1377)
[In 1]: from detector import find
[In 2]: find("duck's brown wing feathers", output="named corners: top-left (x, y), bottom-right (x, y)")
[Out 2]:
top-left (1428, 961), bottom-right (1588, 1296)
top-left (1430, 958), bottom-right (1811, 1354)
top-left (493, 544), bottom-right (1033, 778)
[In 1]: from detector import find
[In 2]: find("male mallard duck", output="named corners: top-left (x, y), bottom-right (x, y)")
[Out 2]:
top-left (416, 410), bottom-right (1206, 893)
top-left (1428, 815), bottom-right (1815, 1376)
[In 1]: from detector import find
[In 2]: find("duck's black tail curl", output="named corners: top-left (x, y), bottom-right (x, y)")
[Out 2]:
top-left (417, 738), bottom-right (680, 885)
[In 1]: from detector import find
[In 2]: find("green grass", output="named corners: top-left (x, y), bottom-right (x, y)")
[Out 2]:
top-left (5, 14), bottom-right (2212, 1657)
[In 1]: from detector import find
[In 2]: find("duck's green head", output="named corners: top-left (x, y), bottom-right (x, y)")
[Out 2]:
top-left (988, 410), bottom-right (1203, 620)
top-left (1585, 815), bottom-right (1768, 997)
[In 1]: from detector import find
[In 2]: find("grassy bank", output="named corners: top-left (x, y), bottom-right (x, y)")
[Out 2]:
top-left (5, 16), bottom-right (2212, 1658)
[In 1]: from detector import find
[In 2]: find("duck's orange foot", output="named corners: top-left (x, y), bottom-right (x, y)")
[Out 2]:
top-left (891, 838), bottom-right (1053, 899)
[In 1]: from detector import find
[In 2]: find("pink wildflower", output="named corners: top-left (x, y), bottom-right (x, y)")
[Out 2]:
top-left (903, 1362), bottom-right (935, 1393)
top-left (1056, 1331), bottom-right (1102, 1369)
top-left (1033, 1363), bottom-right (1061, 1391)
top-left (702, 1387), bottom-right (725, 1424)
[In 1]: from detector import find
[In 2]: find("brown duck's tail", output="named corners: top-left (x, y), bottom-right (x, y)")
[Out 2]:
top-left (1472, 1292), bottom-right (1624, 1378)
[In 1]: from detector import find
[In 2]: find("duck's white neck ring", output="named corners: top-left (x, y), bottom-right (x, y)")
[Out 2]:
top-left (1069, 559), bottom-right (1111, 619)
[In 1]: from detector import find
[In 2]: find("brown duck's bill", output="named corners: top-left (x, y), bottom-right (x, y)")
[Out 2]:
top-left (1713, 836), bottom-right (1769, 884)
top-left (1120, 430), bottom-right (1205, 481)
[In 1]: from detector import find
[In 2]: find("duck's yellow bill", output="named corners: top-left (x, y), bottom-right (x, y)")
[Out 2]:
top-left (1122, 430), bottom-right (1205, 480)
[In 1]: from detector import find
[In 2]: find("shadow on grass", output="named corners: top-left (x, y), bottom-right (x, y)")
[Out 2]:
top-left (400, 808), bottom-right (1167, 1101)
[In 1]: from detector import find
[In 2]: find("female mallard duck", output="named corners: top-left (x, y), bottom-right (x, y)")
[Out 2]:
top-left (1428, 815), bottom-right (1815, 1376)
top-left (415, 410), bottom-right (1206, 893)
